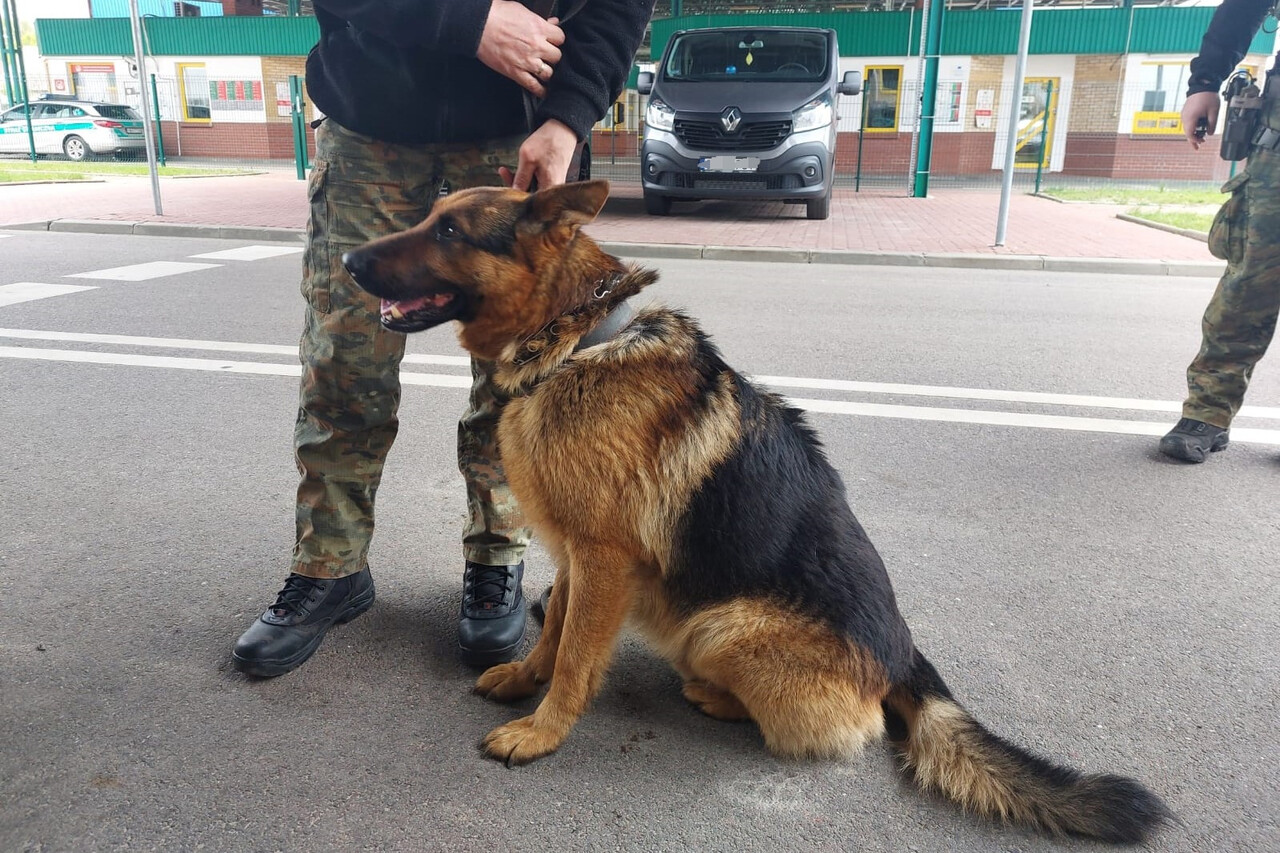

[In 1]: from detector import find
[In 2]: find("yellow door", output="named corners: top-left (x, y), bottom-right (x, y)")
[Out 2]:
top-left (1015, 77), bottom-right (1059, 169)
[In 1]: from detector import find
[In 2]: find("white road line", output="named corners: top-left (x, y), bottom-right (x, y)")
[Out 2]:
top-left (759, 375), bottom-right (1280, 419)
top-left (190, 246), bottom-right (305, 261)
top-left (3, 345), bottom-right (1280, 444)
top-left (0, 347), bottom-right (472, 387)
top-left (0, 328), bottom-right (471, 366)
top-left (0, 283), bottom-right (98, 308)
top-left (67, 261), bottom-right (221, 282)
top-left (5, 326), bottom-right (1279, 419)
top-left (790, 397), bottom-right (1280, 444)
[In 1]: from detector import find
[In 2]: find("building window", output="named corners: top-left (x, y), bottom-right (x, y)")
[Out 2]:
top-left (1132, 61), bottom-right (1189, 135)
top-left (864, 66), bottom-right (901, 132)
top-left (178, 62), bottom-right (212, 122)
top-left (70, 63), bottom-right (118, 103)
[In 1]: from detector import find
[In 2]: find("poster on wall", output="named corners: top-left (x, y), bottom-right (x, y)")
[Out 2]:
top-left (210, 79), bottom-right (265, 114)
top-left (936, 81), bottom-right (963, 126)
top-left (276, 81), bottom-right (291, 117)
top-left (974, 88), bottom-right (994, 129)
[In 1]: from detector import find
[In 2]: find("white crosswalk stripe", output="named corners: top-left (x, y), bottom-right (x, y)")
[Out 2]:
top-left (66, 261), bottom-right (221, 281)
top-left (0, 283), bottom-right (98, 307)
top-left (189, 246), bottom-right (305, 261)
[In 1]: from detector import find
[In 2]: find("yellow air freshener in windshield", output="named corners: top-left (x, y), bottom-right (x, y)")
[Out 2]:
top-left (745, 51), bottom-right (754, 66)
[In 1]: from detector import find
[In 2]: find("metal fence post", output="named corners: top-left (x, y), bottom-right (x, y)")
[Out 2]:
top-left (150, 73), bottom-right (166, 167)
top-left (290, 75), bottom-right (309, 180)
top-left (855, 91), bottom-right (867, 192)
top-left (1034, 79), bottom-right (1052, 194)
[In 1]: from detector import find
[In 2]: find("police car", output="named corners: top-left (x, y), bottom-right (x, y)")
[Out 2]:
top-left (0, 96), bottom-right (147, 161)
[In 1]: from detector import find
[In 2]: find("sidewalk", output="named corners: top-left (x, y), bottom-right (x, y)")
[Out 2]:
top-left (1, 170), bottom-right (1218, 274)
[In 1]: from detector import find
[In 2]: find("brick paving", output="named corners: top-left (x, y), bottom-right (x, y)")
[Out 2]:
top-left (0, 170), bottom-right (1212, 261)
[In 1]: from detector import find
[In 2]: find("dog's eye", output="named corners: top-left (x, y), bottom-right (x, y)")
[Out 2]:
top-left (436, 221), bottom-right (460, 242)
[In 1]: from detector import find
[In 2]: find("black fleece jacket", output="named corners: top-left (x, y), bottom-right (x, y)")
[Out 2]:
top-left (306, 0), bottom-right (655, 145)
top-left (1187, 0), bottom-right (1275, 96)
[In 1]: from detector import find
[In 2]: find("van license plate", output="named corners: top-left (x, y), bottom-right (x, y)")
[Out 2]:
top-left (698, 156), bottom-right (759, 173)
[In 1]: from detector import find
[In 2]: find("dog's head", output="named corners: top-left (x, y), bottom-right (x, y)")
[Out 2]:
top-left (342, 180), bottom-right (613, 361)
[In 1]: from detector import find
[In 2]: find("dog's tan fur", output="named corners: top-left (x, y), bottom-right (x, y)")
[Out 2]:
top-left (342, 181), bottom-right (1169, 843)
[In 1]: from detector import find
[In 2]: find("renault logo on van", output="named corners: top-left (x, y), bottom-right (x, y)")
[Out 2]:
top-left (720, 107), bottom-right (742, 133)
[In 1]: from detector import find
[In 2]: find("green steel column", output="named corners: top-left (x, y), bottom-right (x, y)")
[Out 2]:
top-left (0, 0), bottom-right (14, 107)
top-left (287, 0), bottom-right (300, 15)
top-left (6, 0), bottom-right (36, 162)
top-left (912, 0), bottom-right (945, 198)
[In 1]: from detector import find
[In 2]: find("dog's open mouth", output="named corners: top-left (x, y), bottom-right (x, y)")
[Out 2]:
top-left (378, 288), bottom-right (461, 333)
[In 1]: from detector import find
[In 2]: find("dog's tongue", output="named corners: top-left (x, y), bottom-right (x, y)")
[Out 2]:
top-left (380, 293), bottom-right (453, 320)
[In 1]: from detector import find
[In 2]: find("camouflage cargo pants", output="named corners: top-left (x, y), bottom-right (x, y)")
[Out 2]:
top-left (292, 119), bottom-right (531, 579)
top-left (1183, 96), bottom-right (1280, 428)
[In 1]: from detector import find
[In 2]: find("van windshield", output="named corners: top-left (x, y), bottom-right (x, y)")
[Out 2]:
top-left (663, 30), bottom-right (829, 83)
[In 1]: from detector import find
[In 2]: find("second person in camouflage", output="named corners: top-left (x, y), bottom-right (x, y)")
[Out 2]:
top-left (1161, 0), bottom-right (1280, 463)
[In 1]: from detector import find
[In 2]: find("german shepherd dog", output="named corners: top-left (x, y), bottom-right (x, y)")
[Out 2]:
top-left (342, 180), bottom-right (1170, 844)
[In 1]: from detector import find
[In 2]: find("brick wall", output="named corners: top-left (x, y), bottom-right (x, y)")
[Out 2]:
top-left (157, 120), bottom-right (315, 160)
top-left (261, 56), bottom-right (310, 126)
top-left (1071, 54), bottom-right (1126, 134)
top-left (1063, 133), bottom-right (1231, 181)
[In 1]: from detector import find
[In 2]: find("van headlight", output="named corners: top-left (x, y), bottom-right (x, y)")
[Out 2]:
top-left (646, 97), bottom-right (675, 132)
top-left (792, 95), bottom-right (833, 132)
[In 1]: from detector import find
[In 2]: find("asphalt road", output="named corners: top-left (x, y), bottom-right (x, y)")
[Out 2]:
top-left (1, 230), bottom-right (1276, 853)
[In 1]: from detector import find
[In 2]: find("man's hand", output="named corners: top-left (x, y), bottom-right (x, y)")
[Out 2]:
top-left (477, 0), bottom-right (565, 99)
top-left (500, 119), bottom-right (578, 191)
top-left (1182, 90), bottom-right (1220, 150)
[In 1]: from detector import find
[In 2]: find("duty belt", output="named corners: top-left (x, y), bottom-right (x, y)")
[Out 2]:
top-left (1252, 125), bottom-right (1280, 151)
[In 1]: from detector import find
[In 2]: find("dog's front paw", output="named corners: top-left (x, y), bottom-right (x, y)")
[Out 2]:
top-left (474, 662), bottom-right (539, 702)
top-left (482, 716), bottom-right (564, 766)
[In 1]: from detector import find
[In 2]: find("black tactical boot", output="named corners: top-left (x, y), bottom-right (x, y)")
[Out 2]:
top-left (232, 567), bottom-right (375, 677)
top-left (1159, 417), bottom-right (1229, 463)
top-left (459, 560), bottom-right (526, 666)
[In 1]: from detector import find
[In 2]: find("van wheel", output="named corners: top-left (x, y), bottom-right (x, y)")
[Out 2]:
top-left (806, 187), bottom-right (831, 220)
top-left (644, 191), bottom-right (672, 216)
top-left (63, 135), bottom-right (92, 161)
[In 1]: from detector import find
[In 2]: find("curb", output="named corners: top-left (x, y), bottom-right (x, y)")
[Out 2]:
top-left (3, 218), bottom-right (1222, 277)
top-left (1115, 212), bottom-right (1210, 243)
top-left (5, 219), bottom-right (305, 244)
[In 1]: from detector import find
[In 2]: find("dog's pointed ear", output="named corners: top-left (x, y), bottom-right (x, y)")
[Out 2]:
top-left (522, 180), bottom-right (610, 236)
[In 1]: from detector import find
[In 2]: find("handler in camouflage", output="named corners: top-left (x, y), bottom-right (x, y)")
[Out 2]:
top-left (232, 0), bottom-right (655, 677)
top-left (1161, 0), bottom-right (1280, 463)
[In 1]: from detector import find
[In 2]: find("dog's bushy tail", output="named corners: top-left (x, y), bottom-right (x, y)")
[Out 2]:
top-left (882, 649), bottom-right (1171, 844)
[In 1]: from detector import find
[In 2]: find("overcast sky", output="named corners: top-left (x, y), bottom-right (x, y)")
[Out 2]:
top-left (17, 0), bottom-right (92, 24)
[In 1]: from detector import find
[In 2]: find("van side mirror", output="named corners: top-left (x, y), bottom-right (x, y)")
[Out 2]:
top-left (637, 71), bottom-right (654, 96)
top-left (839, 70), bottom-right (862, 96)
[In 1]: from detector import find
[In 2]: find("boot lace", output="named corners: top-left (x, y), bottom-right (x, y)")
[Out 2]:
top-left (270, 574), bottom-right (328, 617)
top-left (464, 564), bottom-right (513, 610)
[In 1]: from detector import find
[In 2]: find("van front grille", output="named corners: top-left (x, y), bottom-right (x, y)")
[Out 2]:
top-left (674, 119), bottom-right (793, 152)
top-left (661, 173), bottom-right (803, 191)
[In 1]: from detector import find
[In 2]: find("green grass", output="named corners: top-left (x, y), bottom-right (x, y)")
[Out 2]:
top-left (0, 168), bottom-right (88, 183)
top-left (1126, 208), bottom-right (1213, 233)
top-left (1043, 185), bottom-right (1221, 206)
top-left (0, 159), bottom-right (253, 182)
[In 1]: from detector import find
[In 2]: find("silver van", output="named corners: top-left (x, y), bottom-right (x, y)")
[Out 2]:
top-left (638, 26), bottom-right (860, 220)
